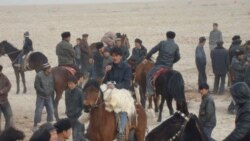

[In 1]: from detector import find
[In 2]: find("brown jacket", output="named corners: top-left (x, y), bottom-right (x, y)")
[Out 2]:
top-left (0, 74), bottom-right (11, 104)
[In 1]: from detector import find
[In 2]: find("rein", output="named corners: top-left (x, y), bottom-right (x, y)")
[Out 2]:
top-left (168, 111), bottom-right (191, 141)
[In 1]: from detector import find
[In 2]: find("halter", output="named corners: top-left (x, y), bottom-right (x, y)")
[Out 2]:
top-left (168, 111), bottom-right (191, 141)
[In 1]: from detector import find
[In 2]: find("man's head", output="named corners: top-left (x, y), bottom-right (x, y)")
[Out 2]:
top-left (96, 42), bottom-right (104, 53)
top-left (115, 38), bottom-right (122, 47)
top-left (235, 49), bottom-right (244, 60)
top-left (75, 72), bottom-right (84, 85)
top-left (216, 41), bottom-right (224, 47)
top-left (166, 31), bottom-right (176, 39)
top-left (61, 32), bottom-right (71, 42)
top-left (213, 23), bottom-right (218, 30)
top-left (39, 123), bottom-right (58, 141)
top-left (199, 83), bottom-right (209, 96)
top-left (0, 65), bottom-right (2, 75)
top-left (82, 34), bottom-right (88, 41)
top-left (24, 31), bottom-right (29, 38)
top-left (43, 63), bottom-right (52, 74)
top-left (135, 38), bottom-right (142, 48)
top-left (110, 47), bottom-right (123, 64)
top-left (67, 76), bottom-right (78, 90)
top-left (103, 47), bottom-right (111, 57)
top-left (0, 127), bottom-right (25, 141)
top-left (232, 35), bottom-right (241, 41)
top-left (199, 36), bottom-right (206, 46)
top-left (76, 38), bottom-right (81, 45)
top-left (30, 129), bottom-right (51, 141)
top-left (54, 118), bottom-right (72, 140)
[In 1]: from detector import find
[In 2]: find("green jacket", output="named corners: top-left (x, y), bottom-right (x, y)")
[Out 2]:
top-left (56, 40), bottom-right (75, 65)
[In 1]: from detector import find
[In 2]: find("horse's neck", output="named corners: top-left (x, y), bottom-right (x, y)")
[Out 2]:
top-left (4, 43), bottom-right (20, 62)
top-left (89, 104), bottom-right (112, 126)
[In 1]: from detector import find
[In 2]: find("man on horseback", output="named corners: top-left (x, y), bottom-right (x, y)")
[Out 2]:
top-left (56, 32), bottom-right (76, 70)
top-left (143, 31), bottom-right (180, 96)
top-left (103, 47), bottom-right (132, 140)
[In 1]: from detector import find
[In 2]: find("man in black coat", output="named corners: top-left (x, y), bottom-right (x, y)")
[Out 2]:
top-left (195, 37), bottom-right (207, 87)
top-left (211, 41), bottom-right (229, 94)
top-left (224, 82), bottom-right (250, 141)
top-left (229, 35), bottom-right (242, 64)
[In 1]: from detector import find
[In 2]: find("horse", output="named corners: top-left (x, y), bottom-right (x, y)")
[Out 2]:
top-left (146, 112), bottom-right (209, 141)
top-left (82, 80), bottom-right (147, 141)
top-left (0, 40), bottom-right (47, 94)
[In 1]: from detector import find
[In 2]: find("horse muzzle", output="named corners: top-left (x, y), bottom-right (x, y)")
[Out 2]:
top-left (83, 105), bottom-right (91, 113)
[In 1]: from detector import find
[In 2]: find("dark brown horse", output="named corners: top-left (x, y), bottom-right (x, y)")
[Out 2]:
top-left (0, 41), bottom-right (47, 94)
top-left (82, 80), bottom-right (147, 141)
top-left (146, 112), bottom-right (208, 141)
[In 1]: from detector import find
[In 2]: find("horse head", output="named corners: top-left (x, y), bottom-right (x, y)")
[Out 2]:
top-left (0, 40), bottom-right (7, 57)
top-left (82, 80), bottom-right (103, 113)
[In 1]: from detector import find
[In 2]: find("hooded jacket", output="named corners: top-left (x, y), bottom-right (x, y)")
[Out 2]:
top-left (224, 82), bottom-right (250, 141)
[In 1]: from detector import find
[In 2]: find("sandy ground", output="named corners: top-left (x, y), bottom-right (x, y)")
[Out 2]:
top-left (0, 0), bottom-right (250, 140)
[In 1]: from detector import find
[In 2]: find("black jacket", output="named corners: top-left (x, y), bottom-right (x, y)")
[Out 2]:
top-left (224, 82), bottom-right (250, 141)
top-left (198, 94), bottom-right (216, 127)
top-left (229, 40), bottom-right (242, 63)
top-left (245, 65), bottom-right (250, 87)
top-left (65, 87), bottom-right (83, 118)
top-left (195, 45), bottom-right (206, 67)
top-left (23, 37), bottom-right (33, 54)
top-left (93, 51), bottom-right (104, 78)
top-left (211, 46), bottom-right (229, 75)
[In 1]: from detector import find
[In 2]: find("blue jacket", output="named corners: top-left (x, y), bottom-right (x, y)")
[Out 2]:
top-left (195, 45), bottom-right (206, 67)
top-left (146, 39), bottom-right (180, 68)
top-left (103, 61), bottom-right (132, 90)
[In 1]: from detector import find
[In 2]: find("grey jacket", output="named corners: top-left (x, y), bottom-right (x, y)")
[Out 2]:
top-left (211, 46), bottom-right (229, 75)
top-left (209, 29), bottom-right (222, 46)
top-left (199, 94), bottom-right (216, 127)
top-left (129, 46), bottom-right (147, 64)
top-left (231, 57), bottom-right (246, 83)
top-left (65, 87), bottom-right (83, 118)
top-left (34, 71), bottom-right (54, 98)
top-left (56, 40), bottom-right (75, 66)
top-left (195, 45), bottom-right (206, 67)
top-left (146, 39), bottom-right (180, 68)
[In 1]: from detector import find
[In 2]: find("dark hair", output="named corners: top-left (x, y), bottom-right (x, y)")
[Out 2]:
top-left (110, 47), bottom-right (123, 56)
top-left (166, 31), bottom-right (176, 39)
top-left (76, 38), bottom-right (81, 41)
top-left (235, 49), bottom-right (244, 57)
top-left (0, 65), bottom-right (2, 72)
top-left (135, 38), bottom-right (142, 44)
top-left (213, 23), bottom-right (218, 26)
top-left (199, 83), bottom-right (209, 90)
top-left (216, 41), bottom-right (224, 46)
top-left (39, 122), bottom-right (56, 133)
top-left (199, 37), bottom-right (206, 43)
top-left (30, 129), bottom-right (50, 141)
top-left (54, 118), bottom-right (72, 133)
top-left (75, 72), bottom-right (84, 80)
top-left (67, 76), bottom-right (78, 84)
top-left (0, 127), bottom-right (25, 141)
top-left (96, 42), bottom-right (104, 50)
top-left (61, 32), bottom-right (71, 39)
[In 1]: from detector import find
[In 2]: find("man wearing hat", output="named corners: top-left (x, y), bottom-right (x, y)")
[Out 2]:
top-left (228, 49), bottom-right (247, 114)
top-left (143, 31), bottom-right (180, 96)
top-left (209, 23), bottom-right (223, 51)
top-left (103, 47), bottom-right (132, 141)
top-left (91, 42), bottom-right (105, 81)
top-left (54, 118), bottom-right (72, 141)
top-left (229, 35), bottom-right (242, 64)
top-left (114, 35), bottom-right (130, 61)
top-left (56, 32), bottom-right (76, 69)
top-left (211, 41), bottom-right (229, 94)
top-left (33, 63), bottom-right (54, 131)
top-left (195, 37), bottom-right (207, 87)
top-left (129, 38), bottom-right (147, 72)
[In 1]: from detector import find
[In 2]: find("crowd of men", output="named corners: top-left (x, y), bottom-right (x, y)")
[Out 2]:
top-left (0, 22), bottom-right (250, 141)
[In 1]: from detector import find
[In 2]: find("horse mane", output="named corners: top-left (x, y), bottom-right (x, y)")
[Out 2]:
top-left (83, 79), bottom-right (103, 100)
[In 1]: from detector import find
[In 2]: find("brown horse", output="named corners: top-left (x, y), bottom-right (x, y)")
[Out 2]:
top-left (134, 61), bottom-right (159, 111)
top-left (82, 80), bottom-right (147, 141)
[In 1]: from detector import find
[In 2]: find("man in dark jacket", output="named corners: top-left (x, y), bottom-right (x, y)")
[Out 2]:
top-left (211, 41), bottom-right (229, 94)
top-left (129, 38), bottom-right (147, 72)
top-left (80, 34), bottom-right (91, 76)
top-left (231, 49), bottom-right (246, 84)
top-left (224, 82), bottom-right (250, 141)
top-left (229, 35), bottom-right (242, 64)
top-left (65, 76), bottom-right (85, 141)
top-left (92, 42), bottom-right (105, 80)
top-left (195, 37), bottom-right (207, 87)
top-left (245, 56), bottom-right (250, 87)
top-left (143, 31), bottom-right (180, 96)
top-left (74, 38), bottom-right (82, 70)
top-left (56, 32), bottom-right (76, 69)
top-left (198, 83), bottom-right (216, 141)
top-left (114, 37), bottom-right (130, 61)
top-left (0, 65), bottom-right (13, 129)
top-left (33, 63), bottom-right (54, 131)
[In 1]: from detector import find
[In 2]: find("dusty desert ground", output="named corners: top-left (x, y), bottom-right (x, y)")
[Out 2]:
top-left (0, 0), bottom-right (250, 140)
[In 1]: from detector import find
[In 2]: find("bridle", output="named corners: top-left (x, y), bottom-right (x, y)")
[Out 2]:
top-left (168, 111), bottom-right (191, 141)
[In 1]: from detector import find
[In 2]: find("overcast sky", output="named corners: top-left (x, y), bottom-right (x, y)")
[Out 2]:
top-left (0, 0), bottom-right (154, 5)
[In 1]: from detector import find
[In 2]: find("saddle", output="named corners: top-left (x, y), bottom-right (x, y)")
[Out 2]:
top-left (151, 67), bottom-right (169, 88)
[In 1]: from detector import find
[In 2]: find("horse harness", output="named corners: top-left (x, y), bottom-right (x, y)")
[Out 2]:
top-left (168, 111), bottom-right (192, 141)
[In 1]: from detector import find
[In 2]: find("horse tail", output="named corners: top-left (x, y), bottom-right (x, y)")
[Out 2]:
top-left (134, 84), bottom-right (141, 105)
top-left (167, 70), bottom-right (185, 102)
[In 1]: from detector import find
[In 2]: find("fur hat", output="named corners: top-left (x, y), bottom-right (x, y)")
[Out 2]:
top-left (135, 38), bottom-right (142, 44)
top-left (96, 42), bottom-right (104, 50)
top-left (166, 31), bottom-right (176, 39)
top-left (110, 47), bottom-right (123, 56)
top-left (24, 31), bottom-right (29, 37)
top-left (199, 83), bottom-right (209, 90)
top-left (54, 118), bottom-right (72, 133)
top-left (232, 35), bottom-right (241, 41)
top-left (61, 32), bottom-right (71, 39)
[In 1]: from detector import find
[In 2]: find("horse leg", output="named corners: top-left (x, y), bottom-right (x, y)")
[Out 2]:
top-left (157, 96), bottom-right (165, 122)
top-left (14, 69), bottom-right (20, 94)
top-left (154, 94), bottom-right (160, 112)
top-left (53, 91), bottom-right (63, 121)
top-left (140, 88), bottom-right (146, 108)
top-left (166, 97), bottom-right (174, 115)
top-left (20, 71), bottom-right (27, 93)
top-left (147, 96), bottom-right (153, 109)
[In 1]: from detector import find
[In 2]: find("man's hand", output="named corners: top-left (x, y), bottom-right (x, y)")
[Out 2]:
top-left (89, 58), bottom-right (94, 64)
top-left (142, 59), bottom-right (148, 64)
top-left (105, 65), bottom-right (112, 72)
